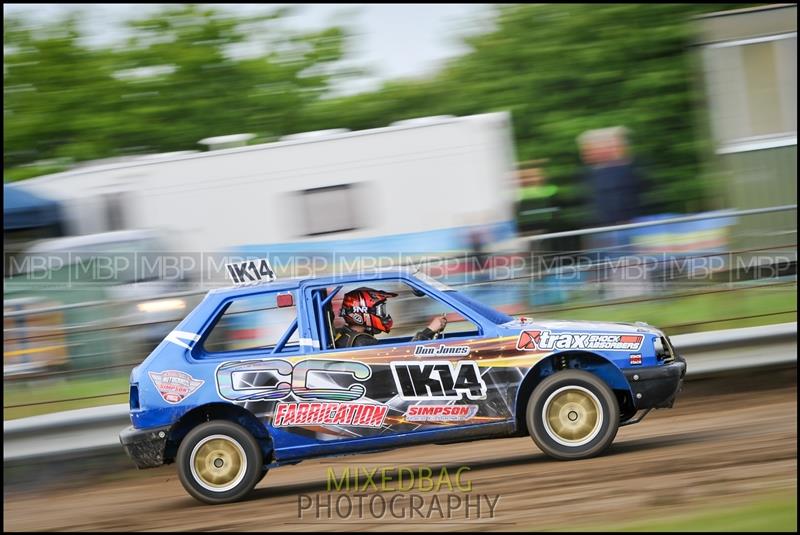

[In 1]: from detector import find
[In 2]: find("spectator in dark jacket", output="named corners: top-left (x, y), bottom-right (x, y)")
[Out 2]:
top-left (578, 127), bottom-right (645, 227)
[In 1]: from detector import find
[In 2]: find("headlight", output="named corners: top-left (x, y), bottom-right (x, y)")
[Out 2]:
top-left (653, 336), bottom-right (674, 362)
top-left (137, 298), bottom-right (186, 314)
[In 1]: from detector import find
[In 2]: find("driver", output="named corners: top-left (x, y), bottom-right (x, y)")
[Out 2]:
top-left (333, 287), bottom-right (447, 348)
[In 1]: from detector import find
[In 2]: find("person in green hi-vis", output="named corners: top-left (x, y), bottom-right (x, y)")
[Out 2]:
top-left (515, 161), bottom-right (567, 307)
top-left (516, 161), bottom-right (560, 235)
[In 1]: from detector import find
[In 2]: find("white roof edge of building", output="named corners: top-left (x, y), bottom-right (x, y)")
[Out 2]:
top-left (23, 112), bottom-right (512, 185)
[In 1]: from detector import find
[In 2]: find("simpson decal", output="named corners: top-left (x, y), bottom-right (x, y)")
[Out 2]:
top-left (405, 404), bottom-right (478, 422)
top-left (391, 361), bottom-right (487, 400)
top-left (414, 344), bottom-right (470, 357)
top-left (517, 330), bottom-right (644, 351)
top-left (148, 370), bottom-right (204, 404)
top-left (273, 402), bottom-right (387, 428)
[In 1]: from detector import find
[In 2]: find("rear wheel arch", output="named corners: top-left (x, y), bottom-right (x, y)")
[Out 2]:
top-left (165, 403), bottom-right (272, 464)
top-left (513, 351), bottom-right (634, 435)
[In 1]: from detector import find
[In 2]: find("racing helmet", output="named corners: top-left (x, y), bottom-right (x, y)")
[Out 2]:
top-left (340, 287), bottom-right (398, 333)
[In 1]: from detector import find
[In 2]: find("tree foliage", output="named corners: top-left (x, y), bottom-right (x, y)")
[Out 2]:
top-left (4, 4), bottom-right (349, 168)
top-left (301, 4), bottom-right (745, 220)
top-left (4, 4), bottom-right (746, 222)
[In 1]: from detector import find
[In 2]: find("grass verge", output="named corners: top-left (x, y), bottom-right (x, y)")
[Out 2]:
top-left (578, 493), bottom-right (797, 532)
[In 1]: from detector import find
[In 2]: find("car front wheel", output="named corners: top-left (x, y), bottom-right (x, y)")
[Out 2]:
top-left (526, 370), bottom-right (619, 460)
top-left (177, 420), bottom-right (264, 504)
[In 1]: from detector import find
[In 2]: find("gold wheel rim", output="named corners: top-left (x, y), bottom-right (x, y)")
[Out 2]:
top-left (190, 435), bottom-right (247, 492)
top-left (543, 386), bottom-right (603, 446)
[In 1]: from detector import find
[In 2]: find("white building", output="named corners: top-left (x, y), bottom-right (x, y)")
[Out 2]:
top-left (21, 113), bottom-right (518, 255)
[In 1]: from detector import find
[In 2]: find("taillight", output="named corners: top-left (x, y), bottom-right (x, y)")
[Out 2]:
top-left (129, 384), bottom-right (140, 409)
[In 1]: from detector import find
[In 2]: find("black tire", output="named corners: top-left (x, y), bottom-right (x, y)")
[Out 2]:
top-left (177, 420), bottom-right (263, 505)
top-left (526, 370), bottom-right (619, 460)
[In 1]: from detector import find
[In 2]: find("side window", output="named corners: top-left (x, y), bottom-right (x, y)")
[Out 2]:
top-left (203, 291), bottom-right (298, 354)
top-left (325, 280), bottom-right (480, 348)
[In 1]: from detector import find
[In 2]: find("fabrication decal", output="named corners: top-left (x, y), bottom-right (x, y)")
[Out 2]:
top-left (215, 358), bottom-right (390, 428)
top-left (273, 402), bottom-right (387, 428)
top-left (516, 330), bottom-right (644, 352)
top-left (148, 370), bottom-right (204, 404)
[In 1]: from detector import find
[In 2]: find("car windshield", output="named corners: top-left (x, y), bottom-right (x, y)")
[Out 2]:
top-left (411, 270), bottom-right (515, 325)
top-left (411, 271), bottom-right (454, 292)
top-left (443, 290), bottom-right (515, 325)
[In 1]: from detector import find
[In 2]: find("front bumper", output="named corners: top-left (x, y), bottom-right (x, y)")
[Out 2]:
top-left (119, 424), bottom-right (171, 469)
top-left (623, 354), bottom-right (687, 409)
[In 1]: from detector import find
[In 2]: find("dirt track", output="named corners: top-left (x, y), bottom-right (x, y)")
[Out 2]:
top-left (4, 369), bottom-right (797, 532)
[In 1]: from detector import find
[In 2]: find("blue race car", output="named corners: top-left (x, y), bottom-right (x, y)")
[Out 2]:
top-left (120, 265), bottom-right (686, 504)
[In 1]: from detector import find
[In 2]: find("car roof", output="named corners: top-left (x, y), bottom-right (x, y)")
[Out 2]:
top-left (207, 269), bottom-right (417, 300)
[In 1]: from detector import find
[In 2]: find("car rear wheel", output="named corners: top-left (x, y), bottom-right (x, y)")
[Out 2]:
top-left (526, 370), bottom-right (619, 460)
top-left (177, 420), bottom-right (263, 504)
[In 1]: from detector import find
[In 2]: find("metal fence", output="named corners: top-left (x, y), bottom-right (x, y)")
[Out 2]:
top-left (3, 322), bottom-right (796, 465)
top-left (3, 205), bottom-right (796, 418)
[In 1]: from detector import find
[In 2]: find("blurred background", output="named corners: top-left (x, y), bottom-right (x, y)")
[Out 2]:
top-left (3, 1), bottom-right (797, 414)
top-left (2, 4), bottom-right (797, 526)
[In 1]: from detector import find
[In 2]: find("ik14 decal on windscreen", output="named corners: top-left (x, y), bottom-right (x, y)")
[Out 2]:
top-left (225, 258), bottom-right (276, 286)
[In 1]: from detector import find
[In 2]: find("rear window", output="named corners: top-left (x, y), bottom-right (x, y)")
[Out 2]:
top-left (203, 291), bottom-right (298, 354)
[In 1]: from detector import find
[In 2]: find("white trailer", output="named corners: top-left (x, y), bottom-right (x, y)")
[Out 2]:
top-left (21, 112), bottom-right (518, 254)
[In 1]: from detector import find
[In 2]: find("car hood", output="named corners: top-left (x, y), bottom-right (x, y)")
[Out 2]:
top-left (501, 317), bottom-right (662, 336)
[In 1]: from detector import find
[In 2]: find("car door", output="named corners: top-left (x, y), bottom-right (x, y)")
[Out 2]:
top-left (271, 277), bottom-right (516, 459)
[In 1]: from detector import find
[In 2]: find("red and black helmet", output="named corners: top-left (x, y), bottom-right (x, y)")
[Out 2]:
top-left (340, 287), bottom-right (398, 333)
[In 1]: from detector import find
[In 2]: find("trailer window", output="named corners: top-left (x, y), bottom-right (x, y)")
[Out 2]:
top-left (299, 184), bottom-right (360, 236)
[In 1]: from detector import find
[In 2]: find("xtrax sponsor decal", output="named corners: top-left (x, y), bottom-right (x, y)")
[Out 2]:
top-left (413, 344), bottom-right (470, 357)
top-left (405, 404), bottom-right (478, 422)
top-left (516, 330), bottom-right (644, 351)
top-left (216, 358), bottom-right (371, 402)
top-left (149, 370), bottom-right (204, 404)
top-left (391, 361), bottom-right (487, 400)
top-left (273, 402), bottom-right (387, 428)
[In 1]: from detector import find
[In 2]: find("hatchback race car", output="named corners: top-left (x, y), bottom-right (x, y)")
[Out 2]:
top-left (120, 264), bottom-right (686, 504)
